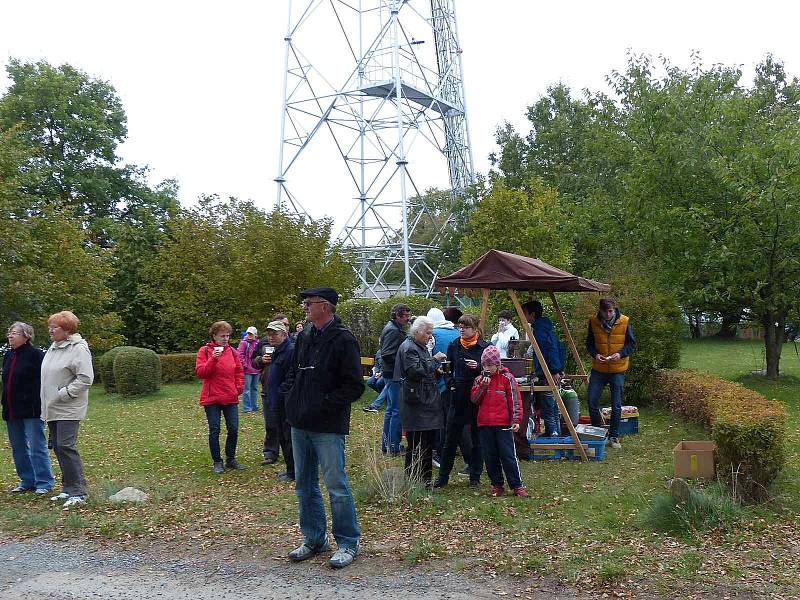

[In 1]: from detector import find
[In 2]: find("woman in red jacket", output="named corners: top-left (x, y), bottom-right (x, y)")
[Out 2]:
top-left (196, 321), bottom-right (245, 474)
top-left (470, 345), bottom-right (527, 497)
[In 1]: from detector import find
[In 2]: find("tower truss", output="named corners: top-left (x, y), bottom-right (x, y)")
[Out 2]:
top-left (275, 0), bottom-right (475, 298)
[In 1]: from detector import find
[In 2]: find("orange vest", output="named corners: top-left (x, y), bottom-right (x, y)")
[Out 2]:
top-left (590, 314), bottom-right (630, 373)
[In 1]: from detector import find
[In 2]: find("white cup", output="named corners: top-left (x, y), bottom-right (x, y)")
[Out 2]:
top-left (264, 346), bottom-right (275, 356)
top-left (214, 346), bottom-right (224, 353)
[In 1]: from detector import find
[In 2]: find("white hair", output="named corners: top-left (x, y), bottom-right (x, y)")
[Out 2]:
top-left (409, 315), bottom-right (434, 337)
top-left (8, 321), bottom-right (34, 342)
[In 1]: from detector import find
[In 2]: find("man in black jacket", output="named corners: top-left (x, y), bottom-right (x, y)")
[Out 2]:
top-left (378, 303), bottom-right (411, 454)
top-left (283, 287), bottom-right (364, 569)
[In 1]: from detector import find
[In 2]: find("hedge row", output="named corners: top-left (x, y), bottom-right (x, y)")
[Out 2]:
top-left (654, 369), bottom-right (787, 502)
top-left (159, 353), bottom-right (198, 384)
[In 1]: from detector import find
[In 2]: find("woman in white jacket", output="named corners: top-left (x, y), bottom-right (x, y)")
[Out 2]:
top-left (490, 310), bottom-right (519, 359)
top-left (40, 311), bottom-right (94, 507)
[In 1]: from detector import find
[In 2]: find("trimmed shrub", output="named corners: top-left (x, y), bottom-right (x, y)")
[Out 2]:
top-left (99, 346), bottom-right (137, 393)
top-left (574, 270), bottom-right (684, 405)
top-left (654, 369), bottom-right (787, 502)
top-left (159, 353), bottom-right (198, 384)
top-left (113, 347), bottom-right (162, 397)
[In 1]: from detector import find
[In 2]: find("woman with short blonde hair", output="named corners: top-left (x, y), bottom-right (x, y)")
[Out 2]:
top-left (40, 310), bottom-right (94, 507)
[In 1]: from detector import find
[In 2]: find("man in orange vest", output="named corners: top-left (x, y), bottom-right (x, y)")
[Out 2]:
top-left (586, 298), bottom-right (636, 449)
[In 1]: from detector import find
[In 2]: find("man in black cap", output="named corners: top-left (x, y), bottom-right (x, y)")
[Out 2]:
top-left (283, 287), bottom-right (364, 569)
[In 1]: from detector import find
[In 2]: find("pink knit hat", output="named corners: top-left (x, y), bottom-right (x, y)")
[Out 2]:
top-left (481, 345), bottom-right (501, 366)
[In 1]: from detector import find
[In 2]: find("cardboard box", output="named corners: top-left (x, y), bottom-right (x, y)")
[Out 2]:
top-left (673, 441), bottom-right (716, 479)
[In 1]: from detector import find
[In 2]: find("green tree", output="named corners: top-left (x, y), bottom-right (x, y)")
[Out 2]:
top-left (144, 197), bottom-right (356, 352)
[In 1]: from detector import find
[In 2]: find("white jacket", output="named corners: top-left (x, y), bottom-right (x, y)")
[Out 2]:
top-left (490, 324), bottom-right (519, 359)
top-left (40, 333), bottom-right (94, 422)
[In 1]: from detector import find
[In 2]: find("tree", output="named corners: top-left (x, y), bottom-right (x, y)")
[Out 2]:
top-left (143, 197), bottom-right (356, 352)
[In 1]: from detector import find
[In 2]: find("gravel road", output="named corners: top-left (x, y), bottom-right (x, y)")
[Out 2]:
top-left (0, 535), bottom-right (587, 599)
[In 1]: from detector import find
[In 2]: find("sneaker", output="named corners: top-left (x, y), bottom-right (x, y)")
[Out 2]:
top-left (9, 485), bottom-right (33, 493)
top-left (362, 406), bottom-right (379, 413)
top-left (608, 437), bottom-right (622, 449)
top-left (490, 485), bottom-right (505, 497)
top-left (329, 544), bottom-right (360, 569)
top-left (212, 461), bottom-right (225, 474)
top-left (50, 492), bottom-right (69, 502)
top-left (432, 479), bottom-right (447, 489)
top-left (512, 486), bottom-right (529, 498)
top-left (288, 540), bottom-right (331, 562)
top-left (469, 480), bottom-right (480, 489)
top-left (432, 458), bottom-right (441, 469)
top-left (34, 488), bottom-right (52, 495)
top-left (276, 472), bottom-right (295, 482)
top-left (62, 495), bottom-right (87, 508)
top-left (226, 459), bottom-right (246, 470)
top-left (261, 454), bottom-right (278, 465)
top-left (457, 466), bottom-right (470, 478)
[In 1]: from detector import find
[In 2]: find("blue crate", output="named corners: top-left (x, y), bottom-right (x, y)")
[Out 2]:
top-left (560, 436), bottom-right (607, 461)
top-left (618, 417), bottom-right (639, 437)
top-left (530, 435), bottom-right (566, 460)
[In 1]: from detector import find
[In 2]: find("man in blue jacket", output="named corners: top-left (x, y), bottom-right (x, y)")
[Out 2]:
top-left (523, 300), bottom-right (566, 437)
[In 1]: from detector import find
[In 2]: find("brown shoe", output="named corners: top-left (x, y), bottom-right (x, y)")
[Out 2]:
top-left (512, 486), bottom-right (529, 497)
top-left (490, 485), bottom-right (504, 497)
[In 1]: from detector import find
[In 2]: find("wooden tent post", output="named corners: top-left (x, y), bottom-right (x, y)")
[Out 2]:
top-left (548, 291), bottom-right (588, 382)
top-left (479, 288), bottom-right (490, 334)
top-left (508, 290), bottom-right (588, 462)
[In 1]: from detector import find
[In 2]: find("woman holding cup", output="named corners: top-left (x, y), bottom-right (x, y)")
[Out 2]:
top-left (196, 321), bottom-right (245, 474)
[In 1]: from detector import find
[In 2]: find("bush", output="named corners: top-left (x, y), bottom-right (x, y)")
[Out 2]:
top-left (654, 369), bottom-right (787, 502)
top-left (159, 353), bottom-right (198, 384)
top-left (99, 346), bottom-right (137, 393)
top-left (113, 347), bottom-right (162, 397)
top-left (639, 482), bottom-right (742, 534)
top-left (574, 270), bottom-right (684, 405)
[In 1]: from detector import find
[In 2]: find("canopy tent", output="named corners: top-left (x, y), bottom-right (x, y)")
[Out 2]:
top-left (434, 250), bottom-right (611, 462)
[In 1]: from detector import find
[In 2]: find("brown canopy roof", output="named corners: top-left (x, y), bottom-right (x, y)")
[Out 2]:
top-left (434, 249), bottom-right (610, 293)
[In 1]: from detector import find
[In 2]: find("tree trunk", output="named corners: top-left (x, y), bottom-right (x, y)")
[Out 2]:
top-left (763, 311), bottom-right (785, 379)
top-left (689, 313), bottom-right (702, 338)
top-left (714, 309), bottom-right (742, 339)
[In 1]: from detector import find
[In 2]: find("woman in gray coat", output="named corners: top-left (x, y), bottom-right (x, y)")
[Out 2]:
top-left (395, 315), bottom-right (446, 487)
top-left (40, 311), bottom-right (94, 508)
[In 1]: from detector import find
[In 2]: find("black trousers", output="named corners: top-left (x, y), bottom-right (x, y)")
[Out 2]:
top-left (437, 405), bottom-right (483, 485)
top-left (404, 430), bottom-right (436, 485)
top-left (263, 399), bottom-right (294, 477)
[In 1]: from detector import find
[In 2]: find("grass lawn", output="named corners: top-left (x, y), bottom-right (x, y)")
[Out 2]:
top-left (1, 338), bottom-right (798, 596)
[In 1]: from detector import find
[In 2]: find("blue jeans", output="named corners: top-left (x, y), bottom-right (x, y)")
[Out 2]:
top-left (479, 426), bottom-right (523, 489)
top-left (587, 369), bottom-right (625, 438)
top-left (536, 390), bottom-right (561, 436)
top-left (204, 404), bottom-right (239, 462)
top-left (382, 380), bottom-right (402, 453)
top-left (366, 374), bottom-right (385, 394)
top-left (291, 428), bottom-right (360, 550)
top-left (242, 373), bottom-right (260, 411)
top-left (367, 385), bottom-right (388, 410)
top-left (6, 418), bottom-right (54, 490)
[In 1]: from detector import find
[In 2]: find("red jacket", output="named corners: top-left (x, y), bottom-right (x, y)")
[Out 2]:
top-left (196, 343), bottom-right (244, 406)
top-left (470, 366), bottom-right (522, 427)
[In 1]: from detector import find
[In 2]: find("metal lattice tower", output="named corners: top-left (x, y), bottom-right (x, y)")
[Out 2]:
top-left (275, 0), bottom-right (475, 298)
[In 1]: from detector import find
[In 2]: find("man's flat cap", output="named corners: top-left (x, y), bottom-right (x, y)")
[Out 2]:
top-left (299, 286), bottom-right (339, 305)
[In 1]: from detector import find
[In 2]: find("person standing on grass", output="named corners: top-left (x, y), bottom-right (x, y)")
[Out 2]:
top-left (395, 315), bottom-right (445, 487)
top-left (196, 321), bottom-right (245, 474)
top-left (426, 307), bottom-right (460, 466)
top-left (586, 298), bottom-right (636, 450)
top-left (283, 287), bottom-right (364, 569)
top-left (40, 311), bottom-right (93, 508)
top-left (3, 322), bottom-right (54, 495)
top-left (238, 326), bottom-right (261, 412)
top-left (378, 303), bottom-right (412, 455)
top-left (471, 345), bottom-right (527, 497)
top-left (490, 310), bottom-right (520, 359)
top-left (251, 320), bottom-right (295, 481)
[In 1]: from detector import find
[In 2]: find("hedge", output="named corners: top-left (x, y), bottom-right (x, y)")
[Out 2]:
top-left (159, 353), bottom-right (198, 384)
top-left (99, 346), bottom-right (137, 393)
top-left (654, 368), bottom-right (787, 502)
top-left (113, 347), bottom-right (161, 397)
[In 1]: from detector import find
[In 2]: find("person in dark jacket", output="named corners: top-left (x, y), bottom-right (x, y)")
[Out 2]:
top-left (251, 320), bottom-right (295, 480)
top-left (395, 315), bottom-right (446, 487)
top-left (523, 300), bottom-right (566, 437)
top-left (434, 314), bottom-right (490, 489)
top-left (283, 287), bottom-right (364, 570)
top-left (378, 303), bottom-right (411, 455)
top-left (2, 322), bottom-right (54, 494)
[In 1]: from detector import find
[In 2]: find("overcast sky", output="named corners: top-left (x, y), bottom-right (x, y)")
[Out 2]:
top-left (2, 1), bottom-right (799, 227)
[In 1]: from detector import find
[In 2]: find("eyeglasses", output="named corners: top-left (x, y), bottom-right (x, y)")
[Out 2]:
top-left (302, 300), bottom-right (327, 307)
top-left (7, 331), bottom-right (23, 337)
